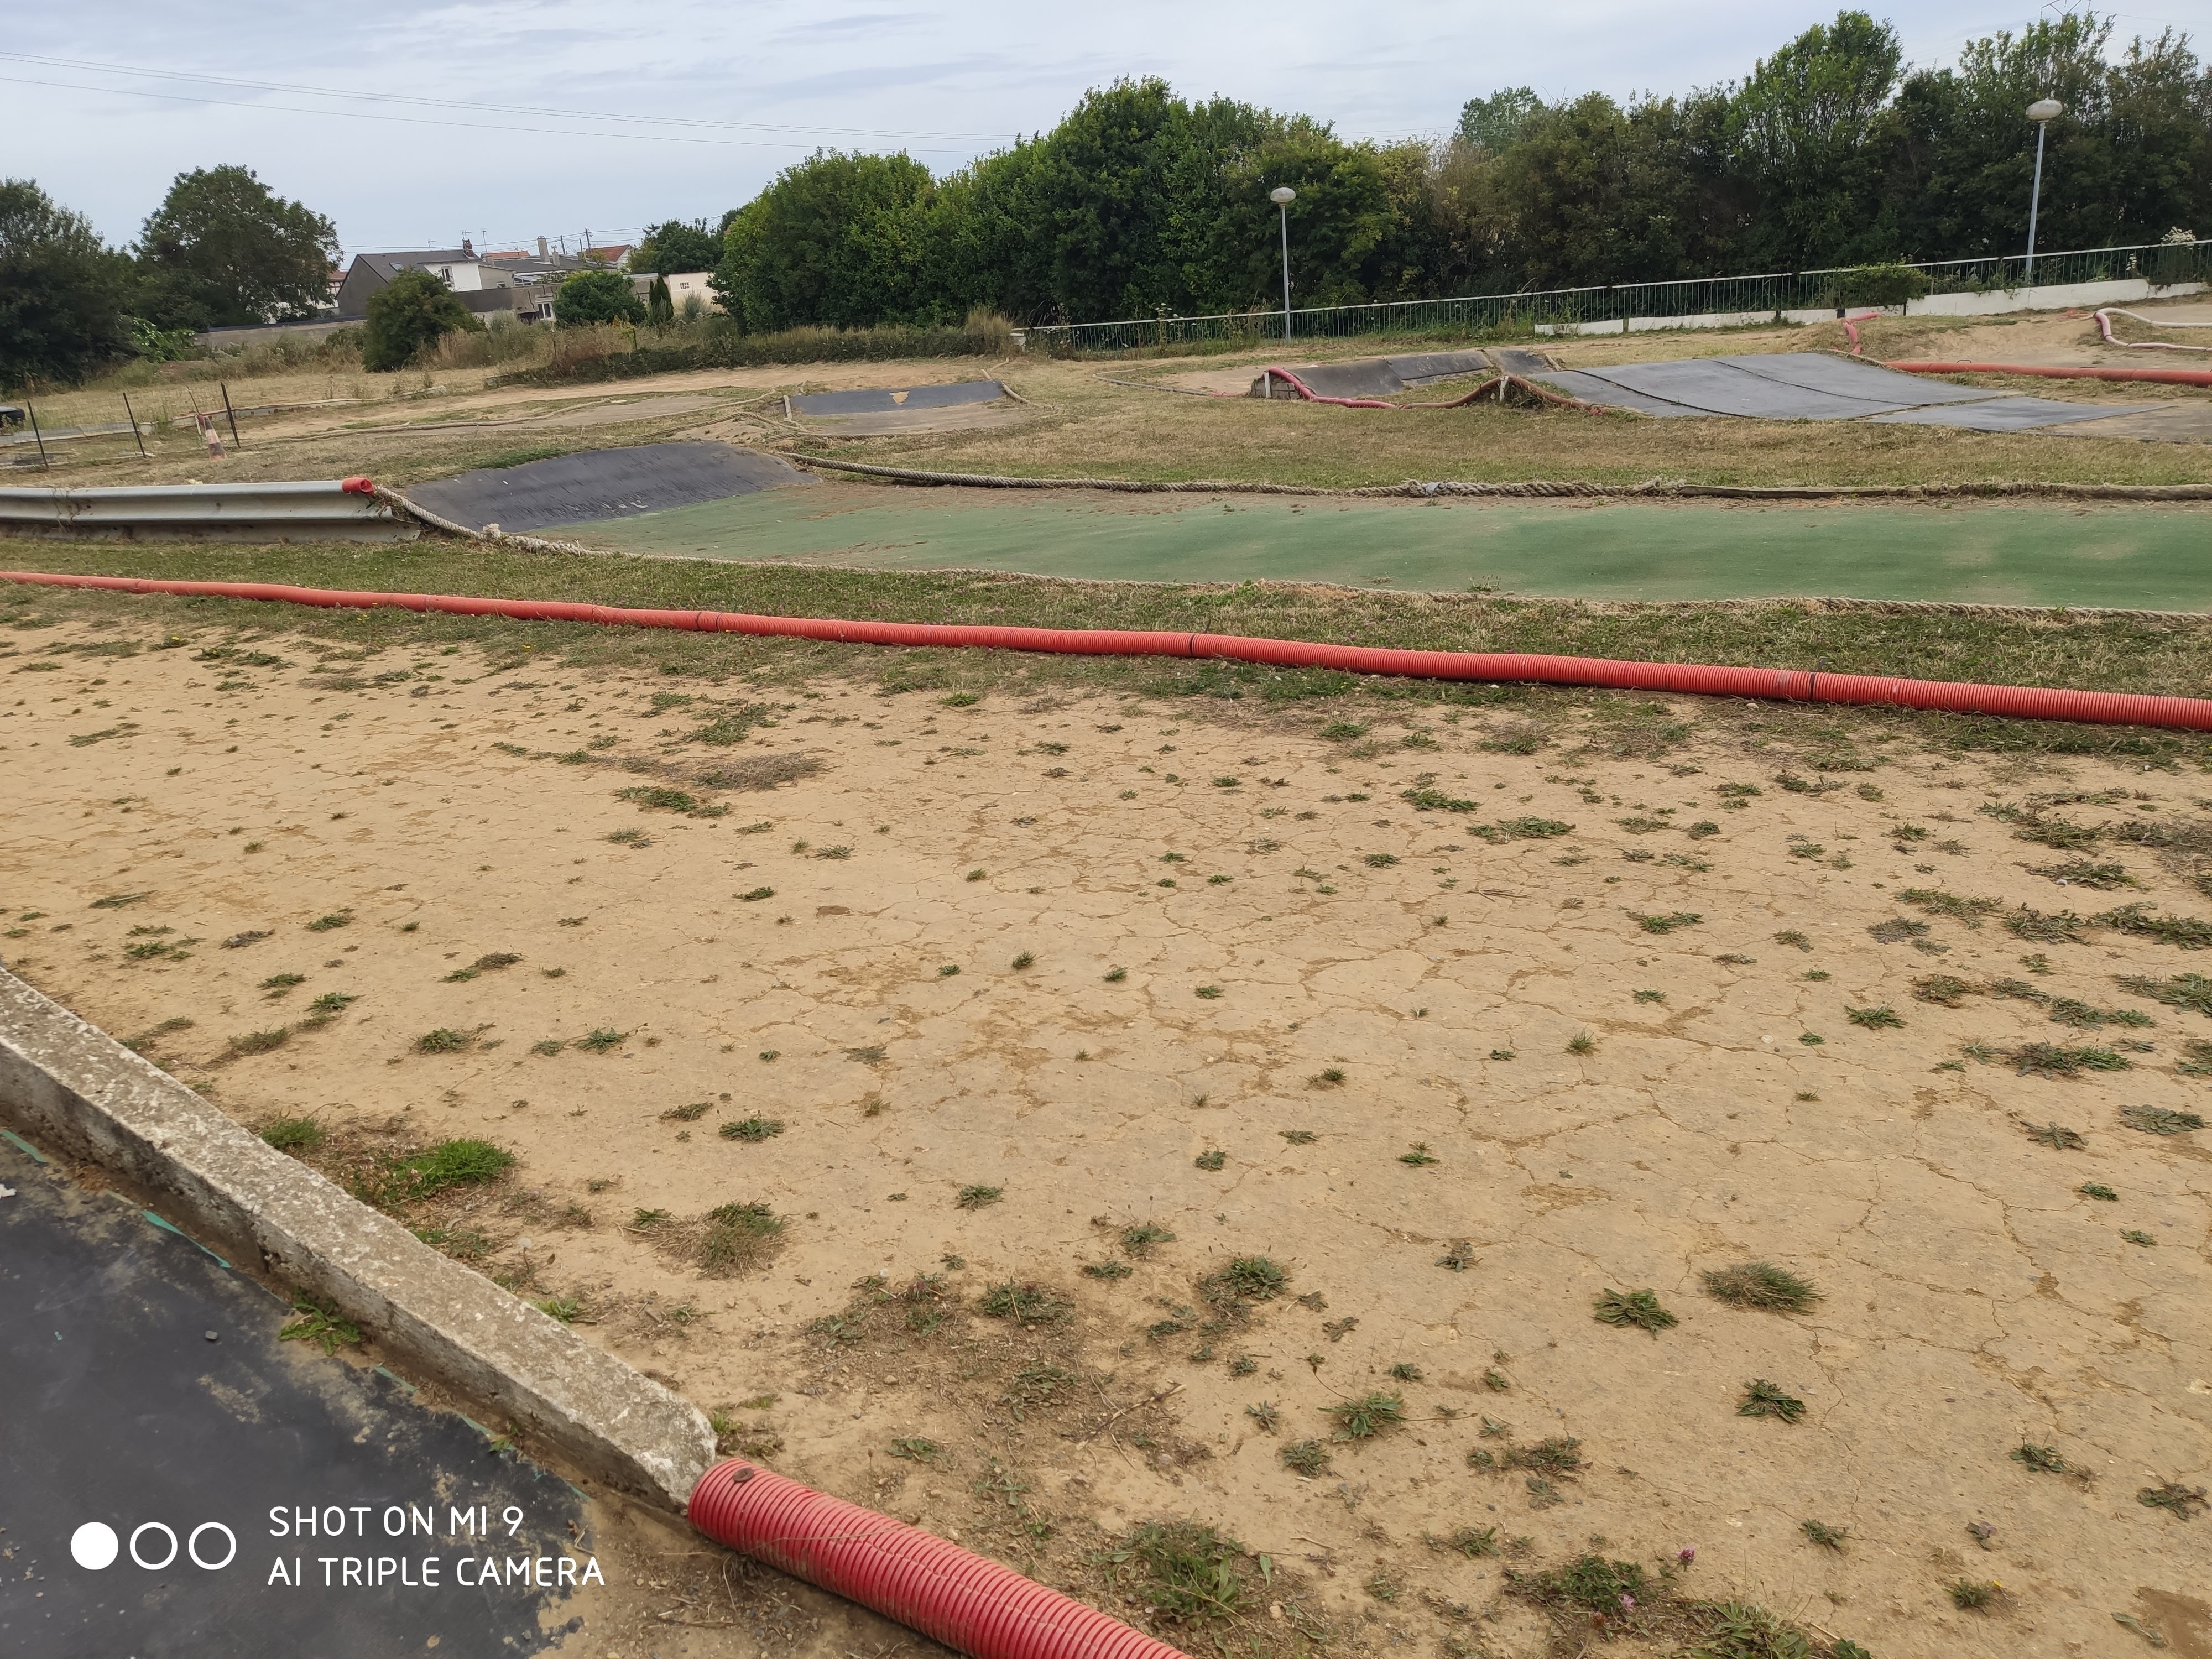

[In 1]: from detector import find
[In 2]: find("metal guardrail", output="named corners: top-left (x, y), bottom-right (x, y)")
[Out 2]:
top-left (0, 479), bottom-right (415, 543)
top-left (1029, 237), bottom-right (2212, 353)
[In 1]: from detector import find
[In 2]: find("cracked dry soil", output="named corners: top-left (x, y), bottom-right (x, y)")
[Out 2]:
top-left (3, 619), bottom-right (2209, 1659)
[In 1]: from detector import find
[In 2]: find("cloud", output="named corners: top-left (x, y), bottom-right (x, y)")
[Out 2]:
top-left (7, 1), bottom-right (2183, 251)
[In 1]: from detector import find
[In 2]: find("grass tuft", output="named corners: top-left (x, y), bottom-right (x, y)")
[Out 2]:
top-left (1702, 1261), bottom-right (1818, 1313)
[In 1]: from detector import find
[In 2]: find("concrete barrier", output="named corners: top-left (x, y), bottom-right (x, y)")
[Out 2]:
top-left (0, 967), bottom-right (716, 1511)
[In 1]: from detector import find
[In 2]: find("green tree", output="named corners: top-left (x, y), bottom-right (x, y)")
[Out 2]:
top-left (0, 178), bottom-right (135, 387)
top-left (712, 151), bottom-right (940, 331)
top-left (1493, 93), bottom-right (1724, 288)
top-left (1724, 11), bottom-right (1905, 267)
top-left (646, 274), bottom-right (674, 325)
top-left (632, 218), bottom-right (722, 274)
top-left (553, 267), bottom-right (647, 325)
top-left (1458, 88), bottom-right (1546, 152)
top-left (135, 165), bottom-right (338, 328)
top-left (362, 269), bottom-right (478, 371)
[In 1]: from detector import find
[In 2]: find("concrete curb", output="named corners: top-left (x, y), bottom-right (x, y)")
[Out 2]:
top-left (0, 966), bottom-right (715, 1511)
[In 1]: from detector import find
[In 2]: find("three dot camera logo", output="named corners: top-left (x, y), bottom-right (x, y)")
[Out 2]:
top-left (71, 1519), bottom-right (236, 1573)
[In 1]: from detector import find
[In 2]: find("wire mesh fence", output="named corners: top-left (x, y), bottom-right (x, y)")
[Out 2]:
top-left (1027, 238), bottom-right (2212, 355)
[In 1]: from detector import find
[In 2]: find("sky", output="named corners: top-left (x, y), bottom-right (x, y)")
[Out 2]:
top-left (8, 1), bottom-right (2209, 259)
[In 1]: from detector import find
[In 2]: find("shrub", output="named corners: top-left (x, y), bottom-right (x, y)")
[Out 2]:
top-left (362, 269), bottom-right (480, 371)
top-left (1835, 262), bottom-right (1932, 306)
top-left (553, 268), bottom-right (646, 326)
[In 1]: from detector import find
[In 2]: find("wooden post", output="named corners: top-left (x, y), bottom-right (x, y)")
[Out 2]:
top-left (220, 382), bottom-right (243, 450)
top-left (28, 404), bottom-right (49, 469)
top-left (122, 393), bottom-right (149, 460)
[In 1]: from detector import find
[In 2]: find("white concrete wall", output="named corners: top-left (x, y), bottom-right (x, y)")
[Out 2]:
top-left (1902, 278), bottom-right (2203, 316)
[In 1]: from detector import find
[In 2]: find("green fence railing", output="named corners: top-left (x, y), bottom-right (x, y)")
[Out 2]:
top-left (1026, 237), bottom-right (2212, 354)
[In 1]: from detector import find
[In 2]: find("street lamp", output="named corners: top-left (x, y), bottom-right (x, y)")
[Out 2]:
top-left (1269, 186), bottom-right (1296, 343)
top-left (2025, 98), bottom-right (2063, 279)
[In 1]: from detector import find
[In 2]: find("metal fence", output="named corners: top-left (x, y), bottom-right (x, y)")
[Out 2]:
top-left (0, 480), bottom-right (414, 542)
top-left (1028, 237), bottom-right (2212, 354)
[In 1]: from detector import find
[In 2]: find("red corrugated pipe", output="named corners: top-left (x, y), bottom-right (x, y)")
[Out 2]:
top-left (1882, 358), bottom-right (2212, 387)
top-left (1840, 317), bottom-right (2212, 383)
top-left (2093, 308), bottom-right (2212, 353)
top-left (7, 567), bottom-right (2209, 729)
top-left (688, 1459), bottom-right (1189, 1659)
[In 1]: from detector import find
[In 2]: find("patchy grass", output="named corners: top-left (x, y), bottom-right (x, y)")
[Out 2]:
top-left (977, 1281), bottom-right (1068, 1323)
top-left (720, 1115), bottom-right (786, 1142)
top-left (1109, 1521), bottom-right (1254, 1624)
top-left (257, 1114), bottom-right (325, 1152)
top-left (1280, 1439), bottom-right (1331, 1477)
top-left (1701, 1261), bottom-right (1818, 1313)
top-left (278, 1294), bottom-right (363, 1356)
top-left (692, 1202), bottom-right (785, 1275)
top-left (956, 1183), bottom-right (1003, 1209)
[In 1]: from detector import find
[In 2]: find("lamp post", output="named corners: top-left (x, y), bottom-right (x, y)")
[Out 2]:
top-left (1269, 186), bottom-right (1296, 342)
top-left (2025, 98), bottom-right (2063, 279)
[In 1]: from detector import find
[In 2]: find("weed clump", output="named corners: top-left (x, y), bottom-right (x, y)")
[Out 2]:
top-left (978, 1282), bottom-right (1067, 1323)
top-left (1329, 1391), bottom-right (1405, 1439)
top-left (720, 1117), bottom-right (785, 1142)
top-left (1737, 1378), bottom-right (1807, 1423)
top-left (2121, 1102), bottom-right (2205, 1135)
top-left (1112, 1521), bottom-right (1251, 1623)
top-left (1203, 1256), bottom-right (1288, 1306)
top-left (1280, 1439), bottom-right (1331, 1477)
top-left (1507, 1553), bottom-right (1648, 1615)
top-left (697, 1203), bottom-right (785, 1275)
top-left (258, 1115), bottom-right (324, 1152)
top-left (955, 1184), bottom-right (1003, 1209)
top-left (1701, 1261), bottom-right (1818, 1313)
top-left (279, 1295), bottom-right (363, 1356)
top-left (1593, 1287), bottom-right (1676, 1334)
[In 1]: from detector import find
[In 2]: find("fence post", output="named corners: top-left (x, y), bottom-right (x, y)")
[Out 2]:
top-left (122, 392), bottom-right (149, 460)
top-left (28, 404), bottom-right (50, 469)
top-left (220, 382), bottom-right (243, 450)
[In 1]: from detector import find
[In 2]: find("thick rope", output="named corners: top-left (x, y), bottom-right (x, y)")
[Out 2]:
top-left (789, 456), bottom-right (2212, 503)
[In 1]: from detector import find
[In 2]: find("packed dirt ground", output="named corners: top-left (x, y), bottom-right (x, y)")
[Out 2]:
top-left (3, 605), bottom-right (2209, 1658)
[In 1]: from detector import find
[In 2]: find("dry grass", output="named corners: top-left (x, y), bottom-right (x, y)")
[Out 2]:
top-left (19, 310), bottom-right (2212, 492)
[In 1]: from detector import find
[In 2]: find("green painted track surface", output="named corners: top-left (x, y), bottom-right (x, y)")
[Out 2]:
top-left (559, 486), bottom-right (2212, 609)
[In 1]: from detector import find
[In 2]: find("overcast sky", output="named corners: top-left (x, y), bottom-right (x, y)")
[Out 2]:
top-left (9, 2), bottom-right (2208, 257)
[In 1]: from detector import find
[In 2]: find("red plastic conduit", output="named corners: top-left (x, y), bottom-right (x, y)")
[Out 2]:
top-left (2093, 308), bottom-right (2212, 353)
top-left (1881, 358), bottom-right (2212, 388)
top-left (6, 567), bottom-right (2210, 731)
top-left (688, 1459), bottom-right (1190, 1659)
top-left (1840, 317), bottom-right (2212, 383)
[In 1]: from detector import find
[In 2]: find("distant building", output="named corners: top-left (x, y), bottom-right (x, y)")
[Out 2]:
top-left (662, 272), bottom-right (723, 315)
top-left (334, 236), bottom-right (598, 321)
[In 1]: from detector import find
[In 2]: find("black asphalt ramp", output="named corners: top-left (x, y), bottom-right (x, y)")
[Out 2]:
top-left (407, 441), bottom-right (806, 533)
top-left (1535, 352), bottom-right (2142, 430)
top-left (789, 380), bottom-right (1006, 415)
top-left (0, 1130), bottom-right (595, 1658)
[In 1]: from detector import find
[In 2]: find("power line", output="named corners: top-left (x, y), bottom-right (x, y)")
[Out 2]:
top-left (0, 51), bottom-right (1017, 143)
top-left (0, 72), bottom-right (996, 155)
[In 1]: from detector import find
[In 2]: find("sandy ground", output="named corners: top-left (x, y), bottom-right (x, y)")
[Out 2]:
top-left (3, 620), bottom-right (2211, 1658)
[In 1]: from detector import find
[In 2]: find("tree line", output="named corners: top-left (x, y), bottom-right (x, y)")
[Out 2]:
top-left (8, 9), bottom-right (2211, 385)
top-left (699, 11), bottom-right (2211, 331)
top-left (2, 165), bottom-right (337, 385)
